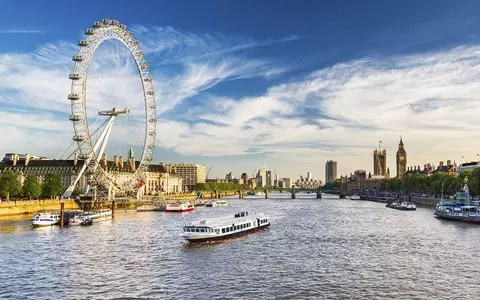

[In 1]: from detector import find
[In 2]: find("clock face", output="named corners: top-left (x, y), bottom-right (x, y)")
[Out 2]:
top-left (400, 156), bottom-right (405, 161)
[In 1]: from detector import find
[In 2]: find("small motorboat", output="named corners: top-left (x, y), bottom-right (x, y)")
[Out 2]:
top-left (165, 203), bottom-right (194, 212)
top-left (350, 194), bottom-right (361, 200)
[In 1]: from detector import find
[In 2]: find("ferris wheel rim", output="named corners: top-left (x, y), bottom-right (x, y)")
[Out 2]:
top-left (68, 19), bottom-right (156, 190)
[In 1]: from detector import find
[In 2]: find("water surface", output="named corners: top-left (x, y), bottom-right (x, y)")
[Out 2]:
top-left (1, 193), bottom-right (479, 299)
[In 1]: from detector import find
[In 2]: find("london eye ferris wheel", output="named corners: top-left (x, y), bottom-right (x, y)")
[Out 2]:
top-left (62, 19), bottom-right (156, 199)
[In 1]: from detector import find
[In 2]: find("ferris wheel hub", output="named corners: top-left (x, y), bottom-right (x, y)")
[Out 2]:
top-left (98, 107), bottom-right (131, 116)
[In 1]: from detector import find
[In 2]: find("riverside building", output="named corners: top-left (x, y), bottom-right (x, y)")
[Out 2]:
top-left (0, 153), bottom-right (183, 197)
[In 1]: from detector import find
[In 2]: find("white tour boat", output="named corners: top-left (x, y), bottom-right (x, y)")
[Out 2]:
top-left (182, 211), bottom-right (270, 243)
top-left (80, 209), bottom-right (113, 225)
top-left (31, 211), bottom-right (61, 227)
top-left (206, 200), bottom-right (229, 207)
top-left (350, 194), bottom-right (361, 200)
top-left (166, 203), bottom-right (194, 212)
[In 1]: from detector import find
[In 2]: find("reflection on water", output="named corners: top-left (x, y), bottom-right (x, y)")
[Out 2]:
top-left (1, 194), bottom-right (480, 299)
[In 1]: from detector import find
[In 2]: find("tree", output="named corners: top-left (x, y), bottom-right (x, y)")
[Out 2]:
top-left (71, 187), bottom-right (84, 197)
top-left (468, 167), bottom-right (480, 196)
top-left (42, 173), bottom-right (63, 199)
top-left (22, 175), bottom-right (42, 199)
top-left (0, 170), bottom-right (22, 201)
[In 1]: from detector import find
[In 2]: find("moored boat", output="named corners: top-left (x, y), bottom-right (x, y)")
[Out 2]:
top-left (386, 201), bottom-right (416, 211)
top-left (31, 211), bottom-right (61, 227)
top-left (66, 210), bottom-right (84, 226)
top-left (166, 203), bottom-right (194, 212)
top-left (350, 194), bottom-right (360, 200)
top-left (182, 211), bottom-right (270, 244)
top-left (206, 200), bottom-right (228, 207)
top-left (435, 184), bottom-right (480, 224)
top-left (80, 209), bottom-right (113, 225)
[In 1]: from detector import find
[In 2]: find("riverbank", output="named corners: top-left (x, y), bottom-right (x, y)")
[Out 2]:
top-left (410, 196), bottom-right (437, 207)
top-left (0, 199), bottom-right (80, 217)
top-left (359, 195), bottom-right (438, 207)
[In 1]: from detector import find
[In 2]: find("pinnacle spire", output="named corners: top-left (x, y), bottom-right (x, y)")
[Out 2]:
top-left (399, 135), bottom-right (403, 146)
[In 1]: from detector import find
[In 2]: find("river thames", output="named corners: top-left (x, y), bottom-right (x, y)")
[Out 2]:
top-left (1, 193), bottom-right (480, 299)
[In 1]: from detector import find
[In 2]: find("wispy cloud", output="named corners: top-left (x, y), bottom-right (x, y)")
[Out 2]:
top-left (162, 44), bottom-right (480, 176)
top-left (4, 22), bottom-right (480, 179)
top-left (0, 25), bottom-right (292, 160)
top-left (131, 25), bottom-right (299, 63)
top-left (0, 29), bottom-right (44, 34)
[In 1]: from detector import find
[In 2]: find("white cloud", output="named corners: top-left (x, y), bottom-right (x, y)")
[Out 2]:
top-left (0, 25), bottom-right (289, 163)
top-left (4, 22), bottom-right (480, 180)
top-left (166, 45), bottom-right (480, 179)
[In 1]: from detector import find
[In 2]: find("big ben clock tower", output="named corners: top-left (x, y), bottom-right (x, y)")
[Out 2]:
top-left (396, 137), bottom-right (407, 178)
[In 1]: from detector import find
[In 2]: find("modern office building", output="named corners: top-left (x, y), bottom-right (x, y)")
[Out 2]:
top-left (165, 163), bottom-right (206, 191)
top-left (325, 160), bottom-right (337, 183)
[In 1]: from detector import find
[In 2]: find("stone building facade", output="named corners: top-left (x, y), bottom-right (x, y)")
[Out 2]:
top-left (0, 153), bottom-right (183, 197)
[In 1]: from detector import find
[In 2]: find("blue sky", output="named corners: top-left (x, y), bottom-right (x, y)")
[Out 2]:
top-left (2, 0), bottom-right (480, 181)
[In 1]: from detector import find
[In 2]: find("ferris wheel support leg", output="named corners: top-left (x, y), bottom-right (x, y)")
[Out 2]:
top-left (61, 117), bottom-right (116, 198)
top-left (95, 116), bottom-right (116, 167)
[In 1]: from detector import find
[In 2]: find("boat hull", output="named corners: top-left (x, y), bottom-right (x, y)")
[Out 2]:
top-left (435, 212), bottom-right (480, 224)
top-left (184, 223), bottom-right (270, 244)
top-left (32, 221), bottom-right (59, 227)
top-left (389, 206), bottom-right (416, 211)
top-left (166, 207), bottom-right (194, 212)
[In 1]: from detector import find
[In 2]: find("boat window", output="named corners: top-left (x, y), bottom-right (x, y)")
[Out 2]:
top-left (222, 228), bottom-right (225, 233)
top-left (196, 228), bottom-right (199, 233)
top-left (215, 229), bottom-right (219, 234)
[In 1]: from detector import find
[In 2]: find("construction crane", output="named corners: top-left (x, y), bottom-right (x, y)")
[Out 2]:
top-left (206, 166), bottom-right (212, 179)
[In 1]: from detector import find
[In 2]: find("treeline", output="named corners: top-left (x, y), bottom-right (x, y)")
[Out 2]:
top-left (0, 170), bottom-right (69, 201)
top-left (379, 169), bottom-right (480, 196)
top-left (323, 180), bottom-right (341, 191)
top-left (194, 182), bottom-right (249, 192)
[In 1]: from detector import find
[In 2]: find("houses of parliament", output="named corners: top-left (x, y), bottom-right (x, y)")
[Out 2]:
top-left (373, 137), bottom-right (407, 179)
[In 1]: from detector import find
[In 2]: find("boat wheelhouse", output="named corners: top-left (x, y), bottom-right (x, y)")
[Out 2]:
top-left (182, 211), bottom-right (270, 243)
top-left (31, 211), bottom-right (61, 227)
top-left (166, 203), bottom-right (194, 212)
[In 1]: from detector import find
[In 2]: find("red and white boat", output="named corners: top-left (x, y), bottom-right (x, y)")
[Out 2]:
top-left (165, 203), bottom-right (194, 212)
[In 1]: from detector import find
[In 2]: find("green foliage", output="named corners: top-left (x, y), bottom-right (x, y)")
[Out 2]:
top-left (42, 173), bottom-right (64, 198)
top-left (22, 175), bottom-right (42, 199)
top-left (0, 170), bottom-right (22, 201)
top-left (71, 187), bottom-right (84, 197)
top-left (195, 182), bottom-right (248, 192)
top-left (468, 168), bottom-right (480, 196)
top-left (323, 180), bottom-right (341, 190)
top-left (378, 169), bottom-right (478, 196)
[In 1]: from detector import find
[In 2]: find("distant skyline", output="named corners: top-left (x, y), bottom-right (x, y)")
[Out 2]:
top-left (2, 1), bottom-right (480, 180)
